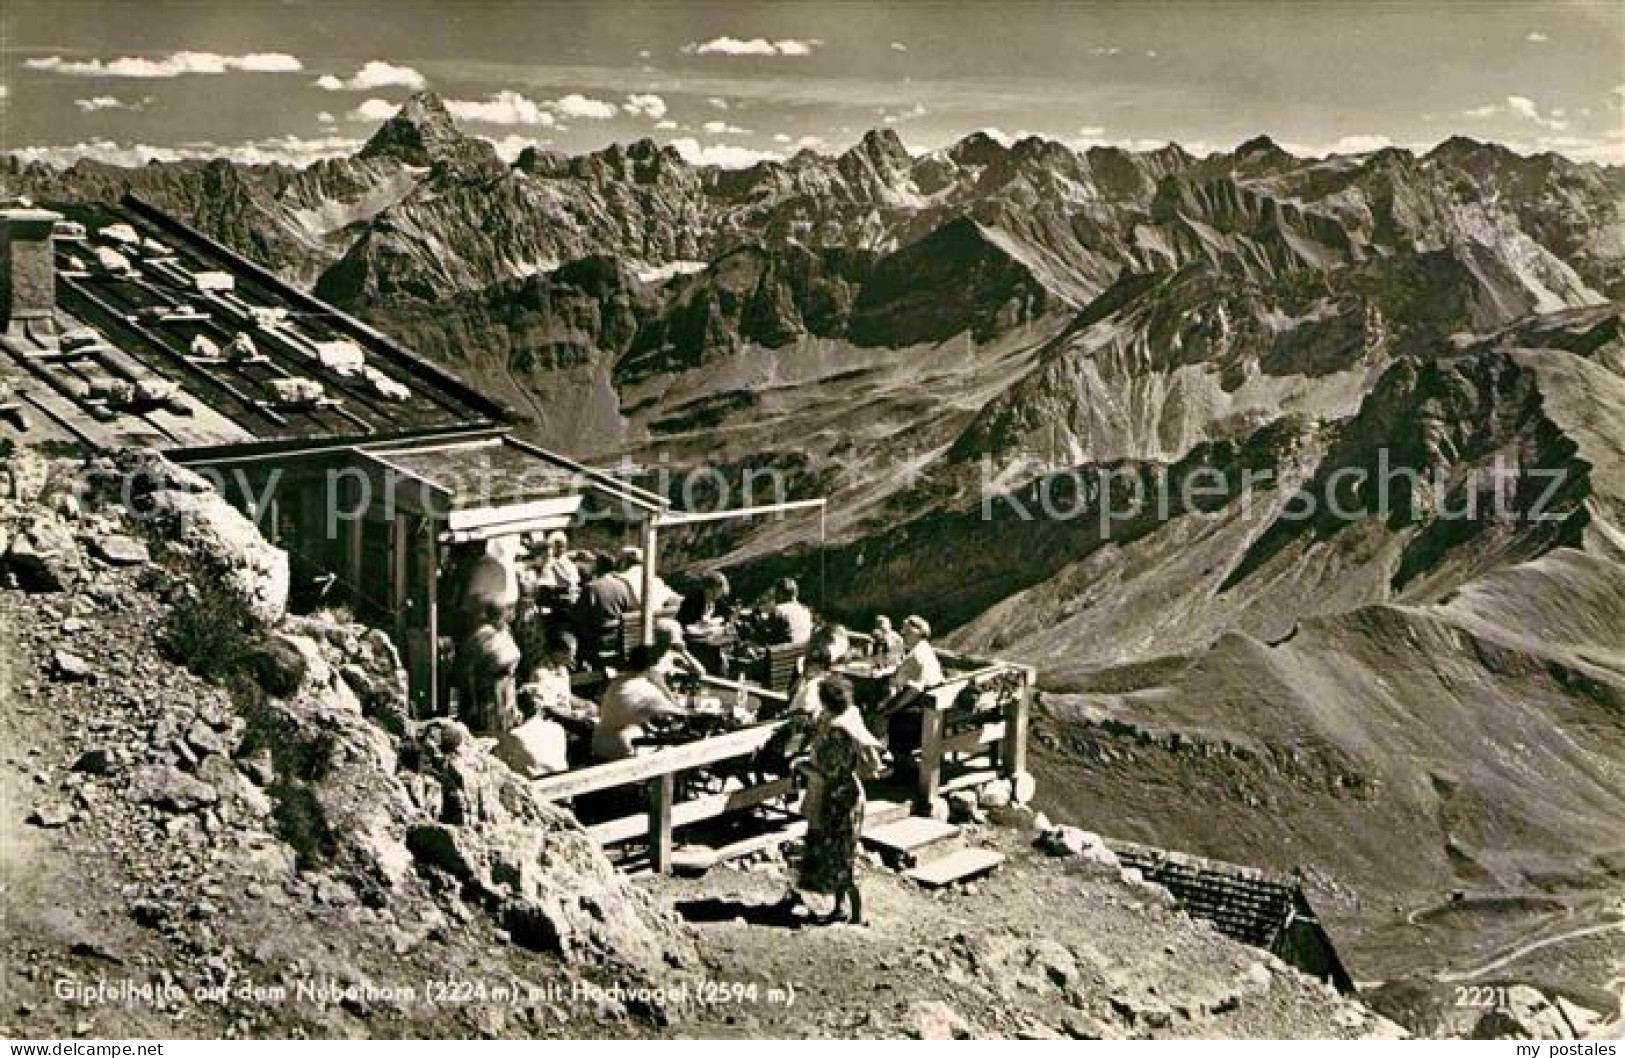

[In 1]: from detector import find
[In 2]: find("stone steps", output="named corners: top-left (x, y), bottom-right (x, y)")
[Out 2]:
top-left (862, 816), bottom-right (965, 869)
top-left (905, 846), bottom-right (1007, 888)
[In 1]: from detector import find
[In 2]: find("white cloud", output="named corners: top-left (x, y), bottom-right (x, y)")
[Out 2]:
top-left (1526, 31), bottom-right (1549, 42)
top-left (317, 111), bottom-right (336, 124)
top-left (707, 97), bottom-right (731, 110)
top-left (702, 120), bottom-right (751, 135)
top-left (1462, 95), bottom-right (1569, 130)
top-left (1279, 134), bottom-right (1394, 156)
top-left (793, 134), bottom-right (825, 151)
top-left (428, 90), bottom-right (618, 127)
top-left (1074, 133), bottom-right (1182, 153)
top-left (654, 119), bottom-right (679, 130)
top-left (668, 137), bottom-right (780, 167)
top-left (881, 102), bottom-right (928, 125)
top-left (444, 90), bottom-right (555, 126)
top-left (637, 49), bottom-right (652, 60)
top-left (313, 61), bottom-right (426, 92)
top-left (1145, 50), bottom-right (1158, 58)
top-left (1078, 125), bottom-right (1106, 137)
top-left (1089, 46), bottom-right (1122, 57)
top-left (890, 41), bottom-right (908, 52)
top-left (485, 134), bottom-right (553, 163)
top-left (13, 133), bottom-right (360, 169)
top-left (25, 51), bottom-right (301, 78)
top-left (348, 98), bottom-right (402, 122)
top-left (684, 37), bottom-right (823, 57)
top-left (550, 93), bottom-right (618, 120)
top-left (623, 93), bottom-right (667, 119)
top-left (1507, 94), bottom-right (1568, 130)
top-left (74, 95), bottom-right (144, 112)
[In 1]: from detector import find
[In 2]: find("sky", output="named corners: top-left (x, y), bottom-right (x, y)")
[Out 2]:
top-left (2, 0), bottom-right (1622, 170)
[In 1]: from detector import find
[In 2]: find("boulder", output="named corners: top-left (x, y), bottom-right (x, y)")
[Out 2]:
top-left (130, 764), bottom-right (220, 813)
top-left (72, 748), bottom-right (113, 775)
top-left (0, 445), bottom-right (50, 503)
top-left (27, 803), bottom-right (76, 829)
top-left (976, 777), bottom-right (1013, 809)
top-left (5, 513), bottom-right (82, 592)
top-left (1038, 825), bottom-right (1089, 857)
top-left (88, 533), bottom-right (150, 567)
top-left (903, 999), bottom-right (977, 1040)
top-left (52, 650), bottom-right (93, 682)
top-left (947, 789), bottom-right (983, 824)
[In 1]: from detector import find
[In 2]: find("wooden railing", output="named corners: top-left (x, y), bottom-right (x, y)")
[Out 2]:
top-left (530, 677), bottom-right (791, 874)
top-left (914, 653), bottom-right (1036, 813)
top-left (530, 655), bottom-right (1035, 872)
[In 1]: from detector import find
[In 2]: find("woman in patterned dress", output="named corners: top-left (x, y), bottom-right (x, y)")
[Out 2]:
top-left (796, 675), bottom-right (883, 925)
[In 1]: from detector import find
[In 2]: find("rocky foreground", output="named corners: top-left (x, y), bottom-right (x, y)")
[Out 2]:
top-left (0, 443), bottom-right (1417, 1039)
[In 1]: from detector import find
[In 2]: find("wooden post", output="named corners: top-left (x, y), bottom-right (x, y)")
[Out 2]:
top-left (639, 517), bottom-right (658, 646)
top-left (917, 705), bottom-right (945, 814)
top-left (1002, 671), bottom-right (1032, 780)
top-left (345, 478), bottom-right (364, 603)
top-left (390, 515), bottom-right (409, 642)
top-left (648, 771), bottom-right (675, 874)
top-left (423, 526), bottom-right (440, 718)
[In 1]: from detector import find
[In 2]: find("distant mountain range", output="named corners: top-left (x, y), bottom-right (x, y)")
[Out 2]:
top-left (7, 91), bottom-right (1623, 992)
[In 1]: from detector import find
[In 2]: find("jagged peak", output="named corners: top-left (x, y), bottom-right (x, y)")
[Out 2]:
top-left (359, 90), bottom-right (493, 171)
top-left (1235, 134), bottom-right (1290, 158)
top-left (845, 127), bottom-right (911, 170)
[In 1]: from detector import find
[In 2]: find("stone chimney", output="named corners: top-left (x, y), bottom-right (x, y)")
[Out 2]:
top-left (1, 207), bottom-right (62, 343)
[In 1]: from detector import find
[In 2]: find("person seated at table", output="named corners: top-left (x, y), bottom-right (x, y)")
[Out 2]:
top-left (652, 617), bottom-right (707, 689)
top-left (787, 624), bottom-right (851, 716)
top-left (521, 630), bottom-right (590, 714)
top-left (869, 615), bottom-right (905, 665)
top-left (526, 530), bottom-right (580, 606)
top-left (497, 633), bottom-right (579, 780)
top-left (677, 570), bottom-right (731, 629)
top-left (583, 550), bottom-right (636, 622)
top-left (872, 615), bottom-right (943, 777)
top-left (619, 546), bottom-right (680, 612)
top-left (753, 623), bottom-right (852, 780)
top-left (591, 643), bottom-right (685, 762)
top-left (771, 577), bottom-right (815, 645)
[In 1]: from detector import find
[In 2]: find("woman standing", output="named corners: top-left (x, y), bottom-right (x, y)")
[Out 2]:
top-left (796, 675), bottom-right (883, 925)
top-left (457, 600), bottom-right (523, 737)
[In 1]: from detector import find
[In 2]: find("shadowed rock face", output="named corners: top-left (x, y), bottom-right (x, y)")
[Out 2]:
top-left (359, 92), bottom-right (503, 177)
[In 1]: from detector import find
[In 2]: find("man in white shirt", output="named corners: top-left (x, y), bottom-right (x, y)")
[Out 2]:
top-left (772, 577), bottom-right (815, 645)
top-left (531, 530), bottom-right (580, 604)
top-left (869, 615), bottom-right (906, 665)
top-left (875, 615), bottom-right (942, 781)
top-left (591, 644), bottom-right (685, 762)
top-left (618, 546), bottom-right (678, 612)
top-left (889, 615), bottom-right (943, 699)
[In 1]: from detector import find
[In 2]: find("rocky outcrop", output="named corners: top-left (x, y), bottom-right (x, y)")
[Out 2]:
top-left (84, 450), bottom-right (289, 626)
